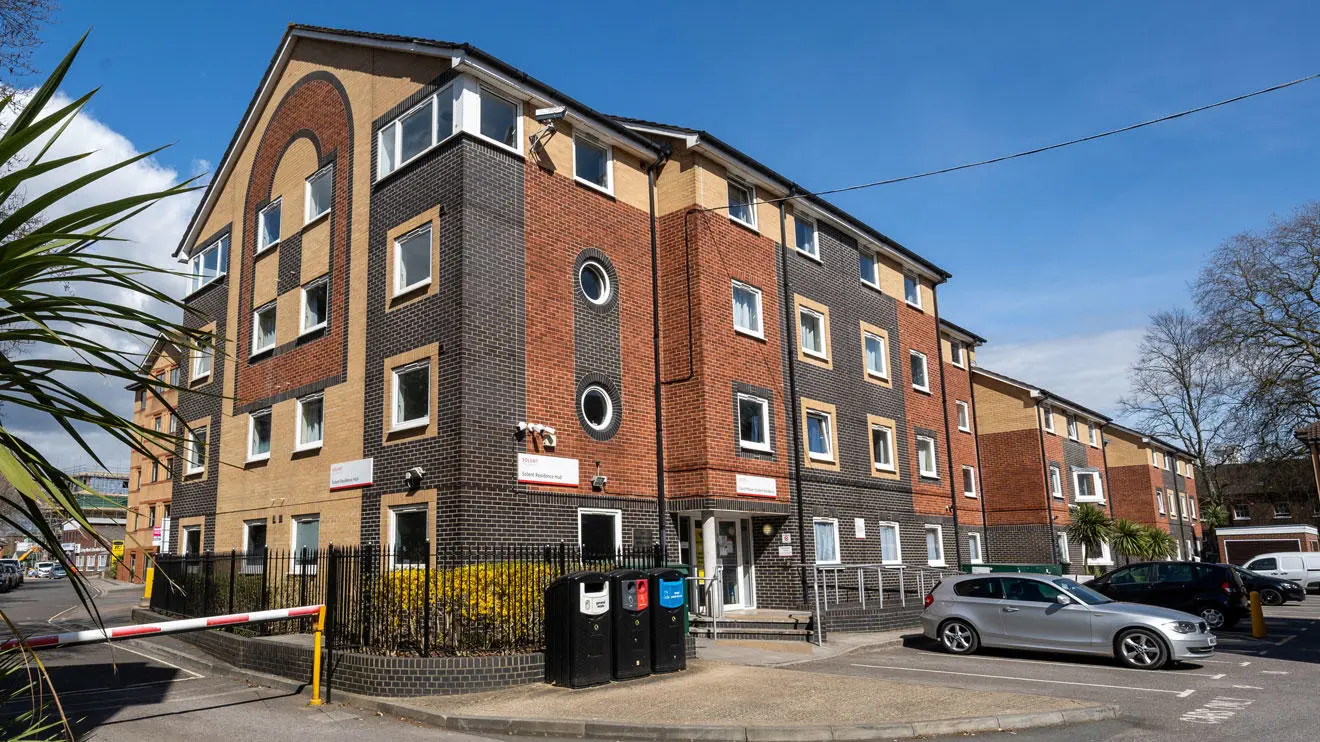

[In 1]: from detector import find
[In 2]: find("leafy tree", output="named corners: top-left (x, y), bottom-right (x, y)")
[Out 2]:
top-left (1141, 527), bottom-right (1179, 560)
top-left (1065, 504), bottom-right (1113, 574)
top-left (0, 36), bottom-right (201, 740)
top-left (1110, 519), bottom-right (1149, 566)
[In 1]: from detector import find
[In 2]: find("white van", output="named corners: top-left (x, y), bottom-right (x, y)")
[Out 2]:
top-left (1242, 552), bottom-right (1320, 591)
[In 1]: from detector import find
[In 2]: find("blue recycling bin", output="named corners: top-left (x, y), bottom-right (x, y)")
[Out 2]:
top-left (647, 567), bottom-right (686, 673)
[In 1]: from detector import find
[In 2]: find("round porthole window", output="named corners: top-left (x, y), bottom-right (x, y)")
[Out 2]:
top-left (580, 385), bottom-right (613, 431)
top-left (578, 260), bottom-right (611, 305)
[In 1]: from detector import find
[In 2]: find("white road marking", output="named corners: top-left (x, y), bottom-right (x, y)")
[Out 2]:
top-left (851, 663), bottom-right (1195, 695)
top-left (1231, 684), bottom-right (1263, 690)
top-left (1181, 696), bottom-right (1253, 725)
top-left (907, 652), bottom-right (1228, 678)
top-left (1260, 670), bottom-right (1290, 675)
top-left (1239, 661), bottom-right (1252, 666)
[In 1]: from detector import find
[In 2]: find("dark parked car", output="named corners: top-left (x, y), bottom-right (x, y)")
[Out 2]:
top-left (1231, 565), bottom-right (1305, 606)
top-left (1089, 561), bottom-right (1249, 630)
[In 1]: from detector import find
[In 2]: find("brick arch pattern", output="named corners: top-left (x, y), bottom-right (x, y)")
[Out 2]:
top-left (236, 71), bottom-right (353, 408)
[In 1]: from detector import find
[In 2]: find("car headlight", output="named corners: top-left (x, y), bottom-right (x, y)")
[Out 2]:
top-left (1167, 621), bottom-right (1199, 634)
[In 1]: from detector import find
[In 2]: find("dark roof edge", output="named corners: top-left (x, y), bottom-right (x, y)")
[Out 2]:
top-left (1099, 422), bottom-right (1195, 458)
top-left (939, 318), bottom-right (987, 344)
top-left (971, 366), bottom-right (1111, 423)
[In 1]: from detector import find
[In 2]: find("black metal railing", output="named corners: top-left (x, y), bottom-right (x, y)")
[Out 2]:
top-left (150, 542), bottom-right (658, 656)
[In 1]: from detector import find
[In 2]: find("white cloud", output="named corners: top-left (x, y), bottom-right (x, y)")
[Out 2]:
top-left (975, 327), bottom-right (1146, 418)
top-left (3, 90), bottom-right (201, 473)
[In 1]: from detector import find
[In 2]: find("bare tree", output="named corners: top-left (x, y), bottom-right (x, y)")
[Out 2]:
top-left (1120, 308), bottom-right (1241, 504)
top-left (0, 0), bottom-right (56, 88)
top-left (1194, 202), bottom-right (1320, 460)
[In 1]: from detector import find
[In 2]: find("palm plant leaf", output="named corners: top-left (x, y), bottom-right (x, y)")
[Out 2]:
top-left (1110, 519), bottom-right (1150, 563)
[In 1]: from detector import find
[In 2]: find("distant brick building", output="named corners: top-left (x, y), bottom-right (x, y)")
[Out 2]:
top-left (1208, 460), bottom-right (1319, 563)
top-left (120, 335), bottom-right (181, 582)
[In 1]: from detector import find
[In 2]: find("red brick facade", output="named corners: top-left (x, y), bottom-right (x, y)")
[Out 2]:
top-left (979, 428), bottom-right (1049, 526)
top-left (899, 300), bottom-right (948, 515)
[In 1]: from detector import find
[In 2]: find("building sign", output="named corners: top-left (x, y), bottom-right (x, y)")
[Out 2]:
top-left (517, 454), bottom-right (579, 486)
top-left (778, 545), bottom-right (793, 557)
top-left (854, 518), bottom-right (866, 539)
top-left (152, 526), bottom-right (162, 547)
top-left (111, 540), bottom-right (124, 559)
top-left (735, 474), bottom-right (777, 498)
top-left (159, 517), bottom-right (171, 552)
top-left (330, 458), bottom-right (374, 491)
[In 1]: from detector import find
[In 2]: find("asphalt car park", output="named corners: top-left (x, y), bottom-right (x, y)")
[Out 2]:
top-left (798, 597), bottom-right (1320, 741)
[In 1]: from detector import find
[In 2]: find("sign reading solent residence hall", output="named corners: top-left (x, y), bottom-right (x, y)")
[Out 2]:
top-left (517, 454), bottom-right (579, 486)
top-left (330, 458), bottom-right (374, 491)
top-left (735, 474), bottom-right (777, 498)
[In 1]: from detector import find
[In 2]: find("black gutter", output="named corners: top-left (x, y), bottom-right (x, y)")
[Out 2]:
top-left (647, 149), bottom-right (671, 560)
top-left (932, 289), bottom-right (963, 567)
top-left (967, 355), bottom-right (991, 561)
top-left (778, 196), bottom-right (809, 604)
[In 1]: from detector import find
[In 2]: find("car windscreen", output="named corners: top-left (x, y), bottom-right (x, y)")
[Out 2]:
top-left (1053, 578), bottom-right (1112, 605)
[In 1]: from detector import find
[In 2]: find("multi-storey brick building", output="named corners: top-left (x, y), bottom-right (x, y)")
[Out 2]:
top-left (1208, 459), bottom-right (1317, 563)
top-left (163, 25), bottom-right (997, 612)
top-left (971, 368), bottom-right (1114, 567)
top-left (1103, 424), bottom-right (1202, 560)
top-left (120, 336), bottom-right (181, 582)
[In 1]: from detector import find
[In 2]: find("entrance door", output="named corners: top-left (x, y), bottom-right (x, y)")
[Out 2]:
top-left (717, 519), bottom-right (745, 609)
top-left (681, 515), bottom-right (755, 611)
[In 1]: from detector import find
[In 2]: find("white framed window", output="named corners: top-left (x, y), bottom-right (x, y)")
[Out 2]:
top-left (478, 87), bottom-right (521, 152)
top-left (916, 435), bottom-right (938, 478)
top-left (909, 350), bottom-right (930, 392)
top-left (955, 401), bottom-right (971, 432)
top-left (727, 179), bottom-right (756, 228)
top-left (300, 278), bottom-right (328, 335)
top-left (1049, 464), bottom-right (1063, 499)
top-left (858, 250), bottom-right (879, 288)
top-left (185, 425), bottom-right (207, 475)
top-left (967, 532), bottom-right (984, 564)
top-left (291, 516), bottom-right (320, 574)
top-left (1088, 423), bottom-right (1098, 447)
top-left (925, 524), bottom-right (945, 566)
top-left (1073, 469), bottom-right (1104, 503)
top-left (1233, 503), bottom-right (1249, 520)
top-left (864, 332), bottom-right (889, 379)
top-left (1056, 532), bottom-right (1070, 562)
top-left (1041, 404), bottom-right (1055, 433)
top-left (242, 519), bottom-right (267, 568)
top-left (737, 394), bottom-right (771, 452)
top-left (962, 465), bottom-right (977, 497)
top-left (732, 281), bottom-right (763, 339)
top-left (580, 385), bottom-right (614, 431)
top-left (1156, 490), bottom-right (1166, 514)
top-left (813, 518), bottom-right (840, 564)
top-left (578, 260), bottom-right (612, 305)
top-left (1163, 452), bottom-right (1172, 471)
top-left (794, 217), bottom-right (818, 260)
top-left (187, 235), bottom-right (229, 293)
top-left (391, 361), bottom-right (430, 431)
top-left (389, 505), bottom-right (429, 568)
top-left (949, 339), bottom-right (965, 368)
top-left (247, 409), bottom-right (271, 462)
top-left (903, 274), bottom-right (922, 308)
top-left (190, 338), bottom-right (213, 382)
top-left (578, 507), bottom-right (621, 560)
top-left (305, 165), bottom-right (333, 223)
top-left (181, 525), bottom-right (202, 556)
top-left (295, 394), bottom-right (324, 451)
top-left (572, 134), bottom-right (612, 194)
top-left (257, 199), bottom-right (281, 253)
top-left (1190, 499), bottom-right (1198, 520)
top-left (798, 306), bottom-right (828, 359)
top-left (1274, 502), bottom-right (1291, 519)
top-left (1175, 459), bottom-right (1184, 476)
top-left (1186, 461), bottom-right (1194, 477)
top-left (870, 423), bottom-right (895, 472)
top-left (877, 522), bottom-right (902, 564)
top-left (394, 224), bottom-right (433, 296)
top-left (1087, 540), bottom-right (1114, 567)
top-left (252, 304), bottom-right (277, 356)
top-left (1066, 413), bottom-right (1078, 440)
top-left (377, 87), bottom-right (456, 178)
top-left (805, 409), bottom-right (834, 462)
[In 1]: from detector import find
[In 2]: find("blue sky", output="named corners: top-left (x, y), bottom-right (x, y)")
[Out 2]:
top-left (22, 2), bottom-right (1320, 466)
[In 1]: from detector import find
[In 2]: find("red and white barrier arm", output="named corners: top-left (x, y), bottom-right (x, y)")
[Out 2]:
top-left (0, 604), bottom-right (324, 652)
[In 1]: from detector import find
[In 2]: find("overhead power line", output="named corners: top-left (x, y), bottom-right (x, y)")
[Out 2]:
top-left (709, 72), bottom-right (1320, 212)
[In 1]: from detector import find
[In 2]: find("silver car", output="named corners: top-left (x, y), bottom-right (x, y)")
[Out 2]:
top-left (922, 573), bottom-right (1216, 669)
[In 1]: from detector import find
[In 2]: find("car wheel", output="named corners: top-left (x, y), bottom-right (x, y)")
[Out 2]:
top-left (1116, 629), bottom-right (1169, 670)
top-left (1199, 606), bottom-right (1227, 630)
top-left (938, 619), bottom-right (980, 655)
top-left (1260, 588), bottom-right (1283, 607)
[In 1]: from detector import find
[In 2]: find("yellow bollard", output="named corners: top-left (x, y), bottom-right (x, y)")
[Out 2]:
top-left (143, 566), bottom-right (154, 601)
top-left (1250, 591), bottom-right (1267, 639)
top-left (309, 605), bottom-right (326, 706)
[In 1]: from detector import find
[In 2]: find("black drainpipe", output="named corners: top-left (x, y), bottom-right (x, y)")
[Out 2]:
top-left (1169, 452), bottom-right (1188, 558)
top-left (968, 364), bottom-right (991, 561)
top-left (778, 195), bottom-right (809, 604)
top-left (647, 147), bottom-right (671, 560)
top-left (1037, 401), bottom-right (1059, 564)
top-left (932, 294), bottom-right (962, 567)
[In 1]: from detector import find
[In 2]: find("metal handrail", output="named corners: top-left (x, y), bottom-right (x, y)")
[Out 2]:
top-left (684, 575), bottom-right (722, 641)
top-left (811, 562), bottom-right (962, 611)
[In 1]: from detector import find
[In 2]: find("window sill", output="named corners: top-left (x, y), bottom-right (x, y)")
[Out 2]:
top-left (474, 131), bottom-right (524, 159)
top-left (740, 442), bottom-right (773, 453)
top-left (814, 560), bottom-right (842, 567)
top-left (394, 278), bottom-right (433, 301)
top-left (964, 492), bottom-right (978, 498)
top-left (735, 326), bottom-right (766, 341)
top-left (874, 464), bottom-right (897, 474)
top-left (299, 323), bottom-right (328, 339)
top-left (904, 300), bottom-right (923, 311)
top-left (390, 418), bottom-right (430, 434)
top-left (807, 453), bottom-right (835, 464)
top-left (958, 426), bottom-right (972, 434)
top-left (256, 241), bottom-right (279, 256)
top-left (245, 454), bottom-right (270, 466)
top-left (573, 175), bottom-right (614, 198)
top-left (802, 349), bottom-right (830, 363)
top-left (919, 473), bottom-right (940, 481)
top-left (1075, 498), bottom-right (1106, 505)
top-left (183, 469), bottom-right (204, 478)
top-left (912, 385), bottom-right (932, 395)
top-left (927, 561), bottom-right (947, 568)
top-left (294, 442), bottom-right (323, 454)
top-left (304, 209), bottom-right (331, 229)
top-left (1052, 494), bottom-right (1064, 500)
top-left (728, 215), bottom-right (759, 233)
top-left (860, 279), bottom-right (883, 295)
top-left (795, 247), bottom-right (822, 264)
top-left (951, 361), bottom-right (966, 370)
top-left (184, 274), bottom-right (226, 301)
top-left (189, 374), bottom-right (211, 387)
top-left (866, 372), bottom-right (890, 383)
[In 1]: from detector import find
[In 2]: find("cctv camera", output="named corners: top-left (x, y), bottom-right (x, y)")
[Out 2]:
top-left (534, 106), bottom-right (567, 122)
top-left (403, 466), bottom-right (426, 487)
top-left (541, 432), bottom-right (557, 448)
